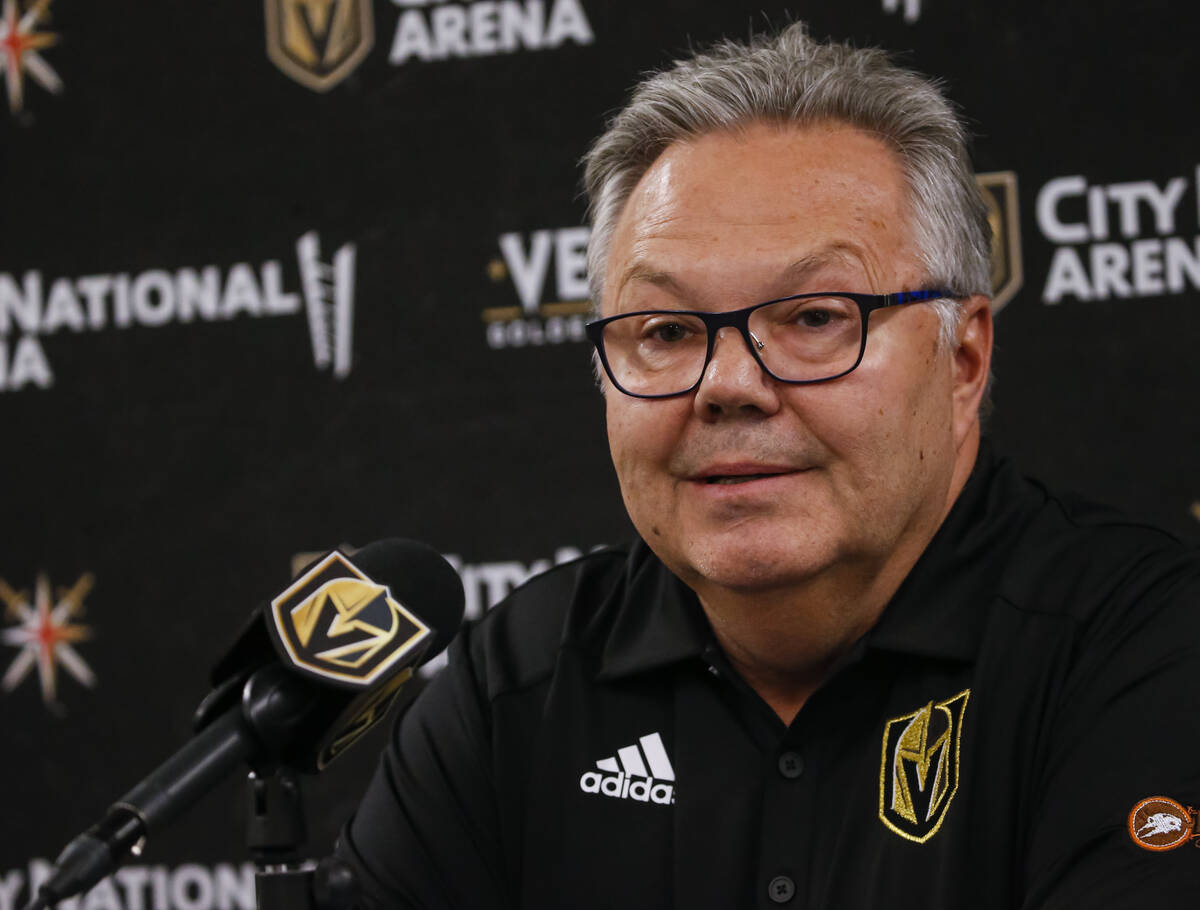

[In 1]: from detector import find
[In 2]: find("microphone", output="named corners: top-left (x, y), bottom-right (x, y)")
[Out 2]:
top-left (26, 538), bottom-right (465, 910)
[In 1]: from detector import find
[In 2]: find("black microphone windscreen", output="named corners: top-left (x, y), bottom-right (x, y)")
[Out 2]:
top-left (342, 538), bottom-right (465, 661)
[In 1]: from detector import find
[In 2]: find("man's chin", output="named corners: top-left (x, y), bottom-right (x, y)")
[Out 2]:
top-left (674, 537), bottom-right (839, 595)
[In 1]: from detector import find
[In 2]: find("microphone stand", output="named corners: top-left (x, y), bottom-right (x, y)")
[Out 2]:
top-left (247, 769), bottom-right (357, 910)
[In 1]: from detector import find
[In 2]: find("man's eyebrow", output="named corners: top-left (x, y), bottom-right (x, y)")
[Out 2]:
top-left (779, 246), bottom-right (864, 285)
top-left (615, 265), bottom-right (685, 297)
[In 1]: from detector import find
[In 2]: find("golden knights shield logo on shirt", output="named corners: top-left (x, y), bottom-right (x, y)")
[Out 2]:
top-left (265, 0), bottom-right (374, 92)
top-left (879, 689), bottom-right (970, 843)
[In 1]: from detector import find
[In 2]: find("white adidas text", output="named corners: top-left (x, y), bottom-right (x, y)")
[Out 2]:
top-left (579, 770), bottom-right (675, 805)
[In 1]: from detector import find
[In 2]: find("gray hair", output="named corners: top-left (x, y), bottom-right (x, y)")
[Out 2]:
top-left (582, 22), bottom-right (992, 348)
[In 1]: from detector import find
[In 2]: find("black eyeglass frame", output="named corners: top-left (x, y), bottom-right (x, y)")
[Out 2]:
top-left (585, 289), bottom-right (955, 400)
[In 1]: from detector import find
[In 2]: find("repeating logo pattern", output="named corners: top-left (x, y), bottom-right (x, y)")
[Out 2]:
top-left (1036, 166), bottom-right (1200, 304)
top-left (388, 0), bottom-right (594, 65)
top-left (879, 689), bottom-right (970, 843)
top-left (267, 0), bottom-right (595, 90)
top-left (5, 859), bottom-right (256, 910)
top-left (0, 0), bottom-right (61, 114)
top-left (881, 0), bottom-right (921, 24)
top-left (0, 572), bottom-right (95, 710)
top-left (297, 231), bottom-right (357, 378)
top-left (483, 226), bottom-right (591, 349)
top-left (976, 171), bottom-right (1024, 313)
top-left (265, 0), bottom-right (374, 92)
top-left (0, 231), bottom-right (356, 393)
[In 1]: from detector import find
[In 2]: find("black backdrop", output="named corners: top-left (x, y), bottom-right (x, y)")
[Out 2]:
top-left (2, 1), bottom-right (1198, 907)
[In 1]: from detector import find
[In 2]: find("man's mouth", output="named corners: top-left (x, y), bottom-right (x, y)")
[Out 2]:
top-left (700, 477), bottom-right (777, 485)
top-left (703, 472), bottom-right (786, 485)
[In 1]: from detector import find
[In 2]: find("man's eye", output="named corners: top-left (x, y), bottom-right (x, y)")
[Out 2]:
top-left (648, 322), bottom-right (689, 342)
top-left (798, 309), bottom-right (832, 328)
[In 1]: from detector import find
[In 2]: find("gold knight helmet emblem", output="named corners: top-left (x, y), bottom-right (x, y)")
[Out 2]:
top-left (269, 550), bottom-right (429, 687)
top-left (879, 689), bottom-right (970, 843)
top-left (265, 0), bottom-right (374, 92)
top-left (291, 578), bottom-right (398, 670)
top-left (975, 171), bottom-right (1024, 314)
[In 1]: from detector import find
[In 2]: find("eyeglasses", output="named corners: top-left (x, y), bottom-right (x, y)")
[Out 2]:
top-left (586, 289), bottom-right (953, 399)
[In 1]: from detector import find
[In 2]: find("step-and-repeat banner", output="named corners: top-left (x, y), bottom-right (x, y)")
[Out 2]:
top-left (2, 1), bottom-right (1196, 906)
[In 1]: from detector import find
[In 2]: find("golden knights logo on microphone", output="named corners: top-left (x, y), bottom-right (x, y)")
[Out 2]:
top-left (268, 549), bottom-right (430, 688)
top-left (878, 689), bottom-right (970, 843)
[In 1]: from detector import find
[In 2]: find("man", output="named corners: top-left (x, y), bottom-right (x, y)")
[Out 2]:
top-left (337, 24), bottom-right (1200, 907)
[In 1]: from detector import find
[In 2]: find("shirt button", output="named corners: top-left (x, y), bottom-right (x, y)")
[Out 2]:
top-left (768, 875), bottom-right (795, 903)
top-left (778, 751), bottom-right (804, 779)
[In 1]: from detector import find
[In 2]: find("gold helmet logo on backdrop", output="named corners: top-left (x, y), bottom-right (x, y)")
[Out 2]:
top-left (976, 171), bottom-right (1024, 313)
top-left (265, 0), bottom-right (374, 92)
top-left (269, 550), bottom-right (430, 687)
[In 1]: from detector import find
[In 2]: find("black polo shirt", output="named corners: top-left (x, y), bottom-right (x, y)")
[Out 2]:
top-left (337, 446), bottom-right (1200, 907)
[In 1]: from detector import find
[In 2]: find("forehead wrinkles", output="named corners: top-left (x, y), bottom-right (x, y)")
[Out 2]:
top-left (615, 242), bottom-right (882, 306)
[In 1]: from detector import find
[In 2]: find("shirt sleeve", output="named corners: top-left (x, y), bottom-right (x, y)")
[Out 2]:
top-left (1020, 564), bottom-right (1200, 906)
top-left (333, 623), bottom-right (511, 910)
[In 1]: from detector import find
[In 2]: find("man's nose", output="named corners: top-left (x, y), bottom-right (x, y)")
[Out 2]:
top-left (693, 326), bottom-right (781, 418)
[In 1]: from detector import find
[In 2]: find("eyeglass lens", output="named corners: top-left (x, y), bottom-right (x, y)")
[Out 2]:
top-left (600, 295), bottom-right (864, 396)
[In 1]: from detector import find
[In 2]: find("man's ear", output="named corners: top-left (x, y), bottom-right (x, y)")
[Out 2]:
top-left (951, 295), bottom-right (993, 444)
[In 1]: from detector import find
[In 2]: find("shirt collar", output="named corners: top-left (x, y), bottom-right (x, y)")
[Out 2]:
top-left (863, 441), bottom-right (1041, 661)
top-left (593, 440), bottom-right (1041, 680)
top-left (594, 541), bottom-right (712, 681)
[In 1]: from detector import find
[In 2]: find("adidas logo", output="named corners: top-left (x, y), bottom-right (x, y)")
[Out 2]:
top-left (578, 732), bottom-right (676, 805)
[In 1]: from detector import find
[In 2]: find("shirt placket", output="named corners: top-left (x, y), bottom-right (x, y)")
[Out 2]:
top-left (670, 662), bottom-right (764, 910)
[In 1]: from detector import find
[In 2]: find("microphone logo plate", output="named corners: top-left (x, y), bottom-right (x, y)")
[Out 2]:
top-left (267, 550), bottom-right (430, 688)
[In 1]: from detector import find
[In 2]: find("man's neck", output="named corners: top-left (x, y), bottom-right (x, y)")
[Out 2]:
top-left (700, 550), bottom-right (919, 725)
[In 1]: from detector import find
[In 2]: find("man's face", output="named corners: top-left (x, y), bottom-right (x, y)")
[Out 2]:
top-left (601, 121), bottom-right (981, 599)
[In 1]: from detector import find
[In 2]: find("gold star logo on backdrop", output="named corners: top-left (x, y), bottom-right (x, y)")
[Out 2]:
top-left (1, 572), bottom-right (95, 710)
top-left (0, 0), bottom-right (62, 114)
